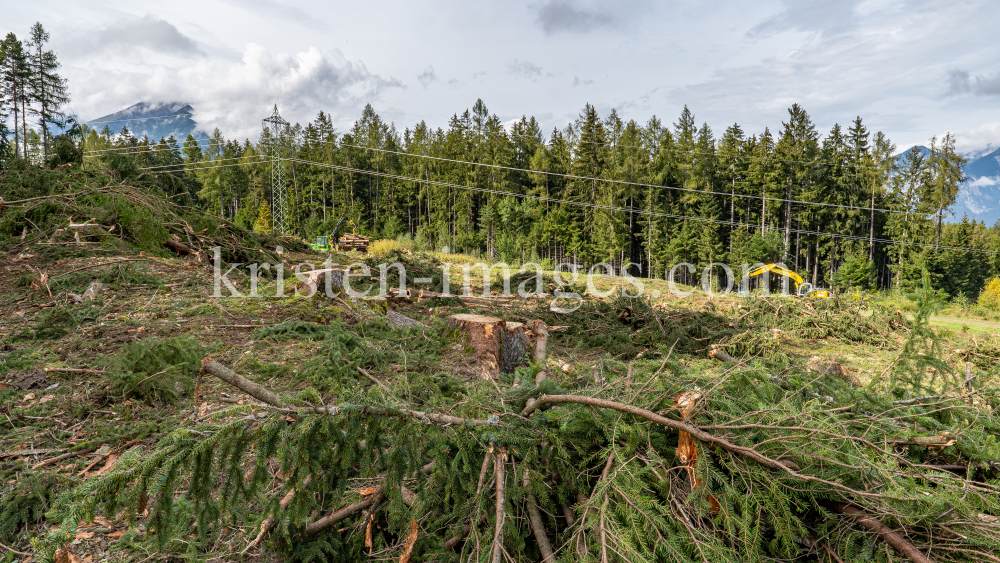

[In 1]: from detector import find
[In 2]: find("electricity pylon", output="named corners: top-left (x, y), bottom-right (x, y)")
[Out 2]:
top-left (262, 105), bottom-right (289, 235)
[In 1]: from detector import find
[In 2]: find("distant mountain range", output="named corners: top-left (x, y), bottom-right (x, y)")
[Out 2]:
top-left (84, 102), bottom-right (199, 143)
top-left (896, 145), bottom-right (1000, 225)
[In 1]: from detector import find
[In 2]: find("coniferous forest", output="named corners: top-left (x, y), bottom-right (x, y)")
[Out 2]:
top-left (75, 100), bottom-right (995, 297)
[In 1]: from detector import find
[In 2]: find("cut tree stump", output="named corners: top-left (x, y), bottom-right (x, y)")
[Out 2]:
top-left (449, 314), bottom-right (505, 378)
top-left (448, 315), bottom-right (549, 378)
top-left (297, 268), bottom-right (345, 296)
top-left (502, 322), bottom-right (531, 374)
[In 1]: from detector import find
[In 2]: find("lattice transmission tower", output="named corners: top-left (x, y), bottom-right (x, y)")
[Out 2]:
top-left (262, 105), bottom-right (290, 235)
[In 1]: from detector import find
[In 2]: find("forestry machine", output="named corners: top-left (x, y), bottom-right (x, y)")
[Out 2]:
top-left (741, 263), bottom-right (829, 298)
top-left (309, 216), bottom-right (350, 251)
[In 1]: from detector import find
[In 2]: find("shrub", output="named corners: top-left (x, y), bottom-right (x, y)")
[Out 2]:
top-left (977, 277), bottom-right (1000, 311)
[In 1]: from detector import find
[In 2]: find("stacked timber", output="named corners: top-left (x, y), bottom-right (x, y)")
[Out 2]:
top-left (337, 233), bottom-right (371, 253)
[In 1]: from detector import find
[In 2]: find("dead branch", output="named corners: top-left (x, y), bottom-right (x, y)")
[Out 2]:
top-left (31, 447), bottom-right (96, 470)
top-left (201, 359), bottom-right (492, 426)
top-left (491, 450), bottom-right (507, 563)
top-left (244, 477), bottom-right (311, 554)
top-left (200, 359), bottom-right (286, 408)
top-left (43, 367), bottom-right (104, 375)
top-left (523, 468), bottom-right (555, 562)
top-left (304, 496), bottom-right (377, 536)
top-left (522, 394), bottom-right (893, 499)
top-left (827, 502), bottom-right (932, 563)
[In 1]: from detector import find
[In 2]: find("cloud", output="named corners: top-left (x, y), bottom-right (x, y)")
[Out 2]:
top-left (947, 69), bottom-right (972, 95)
top-left (534, 0), bottom-right (618, 34)
top-left (747, 0), bottom-right (861, 39)
top-left (946, 69), bottom-right (1000, 96)
top-left (572, 76), bottom-right (594, 87)
top-left (973, 72), bottom-right (1000, 96)
top-left (75, 43), bottom-right (403, 140)
top-left (509, 59), bottom-right (542, 79)
top-left (952, 122), bottom-right (1000, 156)
top-left (65, 15), bottom-right (202, 58)
top-left (417, 66), bottom-right (437, 88)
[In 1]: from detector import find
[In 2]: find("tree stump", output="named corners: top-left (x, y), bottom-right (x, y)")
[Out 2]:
top-left (297, 268), bottom-right (344, 296)
top-left (449, 314), bottom-right (504, 378)
top-left (501, 322), bottom-right (531, 374)
top-left (448, 315), bottom-right (542, 378)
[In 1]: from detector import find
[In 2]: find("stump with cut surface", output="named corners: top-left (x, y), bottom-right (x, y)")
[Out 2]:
top-left (297, 268), bottom-right (345, 296)
top-left (449, 314), bottom-right (504, 379)
top-left (448, 314), bottom-right (541, 378)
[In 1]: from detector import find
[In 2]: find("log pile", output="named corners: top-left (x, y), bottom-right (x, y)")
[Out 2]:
top-left (337, 234), bottom-right (371, 253)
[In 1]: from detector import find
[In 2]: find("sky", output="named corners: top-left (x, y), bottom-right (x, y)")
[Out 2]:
top-left (6, 0), bottom-right (1000, 155)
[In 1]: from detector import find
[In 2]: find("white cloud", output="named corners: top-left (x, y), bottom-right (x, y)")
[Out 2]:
top-left (62, 15), bottom-right (202, 59)
top-left (508, 59), bottom-right (543, 79)
top-left (952, 122), bottom-right (1000, 156)
top-left (417, 66), bottom-right (437, 88)
top-left (73, 43), bottom-right (403, 140)
top-left (534, 0), bottom-right (619, 34)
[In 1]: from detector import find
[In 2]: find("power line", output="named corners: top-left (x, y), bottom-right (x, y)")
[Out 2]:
top-left (77, 102), bottom-right (905, 172)
top-left (332, 140), bottom-right (912, 215)
top-left (137, 155), bottom-right (264, 171)
top-left (133, 155), bottom-right (993, 254)
top-left (279, 156), bottom-right (996, 255)
top-left (85, 133), bottom-right (913, 216)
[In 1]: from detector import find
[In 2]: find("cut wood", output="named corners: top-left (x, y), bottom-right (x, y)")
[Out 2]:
top-left (501, 321), bottom-right (531, 374)
top-left (69, 281), bottom-right (109, 303)
top-left (491, 450), bottom-right (507, 563)
top-left (448, 315), bottom-right (552, 377)
top-left (163, 236), bottom-right (210, 265)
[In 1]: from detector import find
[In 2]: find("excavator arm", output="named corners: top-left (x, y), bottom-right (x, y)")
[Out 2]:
top-left (743, 264), bottom-right (828, 297)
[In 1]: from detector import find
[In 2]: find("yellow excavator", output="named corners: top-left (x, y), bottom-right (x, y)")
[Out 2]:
top-left (742, 264), bottom-right (829, 298)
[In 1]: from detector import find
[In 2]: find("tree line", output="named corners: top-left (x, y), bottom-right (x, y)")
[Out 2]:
top-left (0, 22), bottom-right (69, 164)
top-left (76, 99), bottom-right (996, 297)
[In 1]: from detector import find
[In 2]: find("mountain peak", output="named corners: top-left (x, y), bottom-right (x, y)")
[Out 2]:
top-left (85, 102), bottom-right (198, 142)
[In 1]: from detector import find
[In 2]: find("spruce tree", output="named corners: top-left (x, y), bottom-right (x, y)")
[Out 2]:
top-left (27, 22), bottom-right (69, 159)
top-left (0, 33), bottom-right (29, 159)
